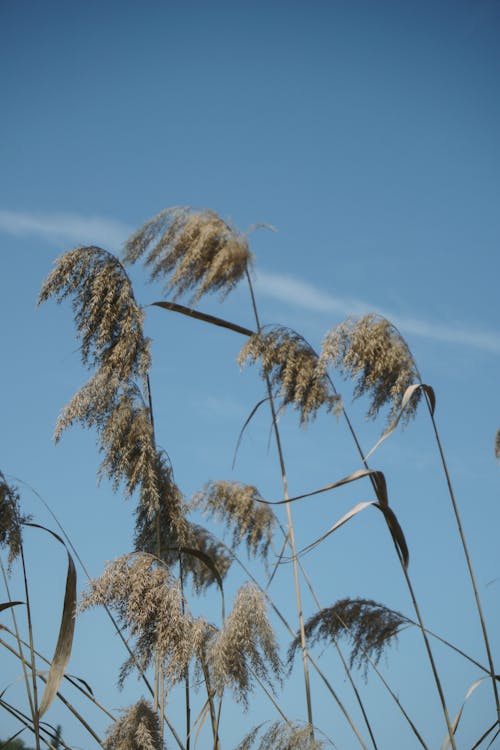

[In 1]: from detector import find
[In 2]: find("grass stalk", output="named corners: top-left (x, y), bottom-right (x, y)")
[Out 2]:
top-left (320, 372), bottom-right (457, 748)
top-left (220, 522), bottom-right (367, 747)
top-left (0, 631), bottom-right (115, 721)
top-left (19, 546), bottom-right (41, 750)
top-left (9, 480), bottom-right (186, 750)
top-left (200, 659), bottom-right (221, 750)
top-left (425, 395), bottom-right (500, 725)
top-left (245, 268), bottom-right (315, 738)
top-left (0, 636), bottom-right (105, 745)
top-left (297, 558), bottom-right (379, 750)
top-left (1, 561), bottom-right (36, 725)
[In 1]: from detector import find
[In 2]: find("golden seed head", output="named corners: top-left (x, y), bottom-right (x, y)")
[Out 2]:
top-left (204, 583), bottom-right (281, 706)
top-left (192, 480), bottom-right (276, 560)
top-left (0, 472), bottom-right (27, 568)
top-left (124, 207), bottom-right (253, 301)
top-left (103, 699), bottom-right (163, 750)
top-left (81, 552), bottom-right (206, 687)
top-left (320, 314), bottom-right (420, 424)
top-left (288, 597), bottom-right (408, 680)
top-left (238, 326), bottom-right (342, 424)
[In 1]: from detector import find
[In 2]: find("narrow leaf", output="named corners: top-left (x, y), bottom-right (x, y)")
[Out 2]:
top-left (23, 523), bottom-right (77, 718)
top-left (298, 501), bottom-right (377, 557)
top-left (152, 300), bottom-right (254, 336)
top-left (375, 505), bottom-right (409, 569)
top-left (261, 468), bottom-right (386, 505)
top-left (0, 601), bottom-right (23, 614)
top-left (38, 549), bottom-right (76, 716)
top-left (233, 396), bottom-right (271, 469)
top-left (441, 675), bottom-right (500, 750)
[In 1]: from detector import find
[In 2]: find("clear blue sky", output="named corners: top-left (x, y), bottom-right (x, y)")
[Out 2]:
top-left (1, 1), bottom-right (500, 748)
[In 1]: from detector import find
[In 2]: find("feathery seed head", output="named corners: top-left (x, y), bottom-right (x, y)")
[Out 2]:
top-left (103, 699), bottom-right (164, 750)
top-left (288, 597), bottom-right (408, 679)
top-left (123, 207), bottom-right (253, 301)
top-left (238, 327), bottom-right (341, 424)
top-left (39, 246), bottom-right (150, 383)
top-left (181, 523), bottom-right (232, 593)
top-left (192, 480), bottom-right (276, 560)
top-left (495, 428), bottom-right (500, 459)
top-left (320, 314), bottom-right (420, 424)
top-left (205, 583), bottom-right (281, 706)
top-left (236, 721), bottom-right (326, 750)
top-left (81, 552), bottom-right (205, 685)
top-left (0, 473), bottom-right (28, 567)
top-left (134, 452), bottom-right (189, 561)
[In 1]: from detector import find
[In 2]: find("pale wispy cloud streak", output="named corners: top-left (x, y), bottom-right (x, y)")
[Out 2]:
top-left (255, 270), bottom-right (500, 354)
top-left (1, 210), bottom-right (497, 353)
top-left (0, 209), bottom-right (132, 249)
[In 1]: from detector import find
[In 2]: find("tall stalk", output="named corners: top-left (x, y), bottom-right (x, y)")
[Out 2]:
top-left (19, 547), bottom-right (41, 750)
top-left (319, 370), bottom-right (457, 747)
top-left (146, 372), bottom-right (193, 745)
top-left (425, 394), bottom-right (500, 725)
top-left (394, 325), bottom-right (498, 725)
top-left (245, 268), bottom-right (315, 737)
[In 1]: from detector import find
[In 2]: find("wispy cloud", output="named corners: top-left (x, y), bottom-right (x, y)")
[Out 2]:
top-left (0, 209), bottom-right (132, 249)
top-left (1, 209), bottom-right (498, 354)
top-left (255, 270), bottom-right (500, 354)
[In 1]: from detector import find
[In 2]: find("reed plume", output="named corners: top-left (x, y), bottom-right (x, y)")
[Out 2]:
top-left (123, 207), bottom-right (253, 301)
top-left (0, 472), bottom-right (27, 567)
top-left (192, 480), bottom-right (276, 560)
top-left (320, 314), bottom-right (420, 424)
top-left (238, 326), bottom-right (341, 424)
top-left (236, 720), bottom-right (326, 750)
top-left (103, 699), bottom-right (164, 750)
top-left (80, 552), bottom-right (206, 687)
top-left (288, 598), bottom-right (408, 678)
top-left (205, 583), bottom-right (281, 706)
top-left (39, 246), bottom-right (150, 383)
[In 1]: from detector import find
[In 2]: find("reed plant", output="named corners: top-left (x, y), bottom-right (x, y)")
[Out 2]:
top-left (1, 206), bottom-right (498, 749)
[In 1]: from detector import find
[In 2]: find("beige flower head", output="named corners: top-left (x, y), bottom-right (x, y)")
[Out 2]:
top-left (320, 314), bottom-right (421, 424)
top-left (0, 473), bottom-right (27, 567)
top-left (103, 699), bottom-right (164, 750)
top-left (39, 246), bottom-right (150, 383)
top-left (205, 583), bottom-right (281, 706)
top-left (123, 206), bottom-right (253, 301)
top-left (81, 552), bottom-right (205, 686)
top-left (193, 480), bottom-right (276, 560)
top-left (236, 721), bottom-right (326, 750)
top-left (238, 326), bottom-right (341, 424)
top-left (288, 597), bottom-right (408, 680)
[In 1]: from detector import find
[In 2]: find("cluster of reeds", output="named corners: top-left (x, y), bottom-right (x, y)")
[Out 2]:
top-left (1, 206), bottom-right (498, 749)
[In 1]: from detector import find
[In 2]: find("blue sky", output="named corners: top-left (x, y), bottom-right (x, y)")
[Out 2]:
top-left (1, 1), bottom-right (500, 748)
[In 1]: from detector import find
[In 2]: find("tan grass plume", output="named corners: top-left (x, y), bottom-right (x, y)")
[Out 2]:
top-left (103, 699), bottom-right (164, 750)
top-left (238, 326), bottom-right (341, 424)
top-left (320, 314), bottom-right (421, 424)
top-left (192, 480), bottom-right (276, 560)
top-left (123, 207), bottom-right (253, 301)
